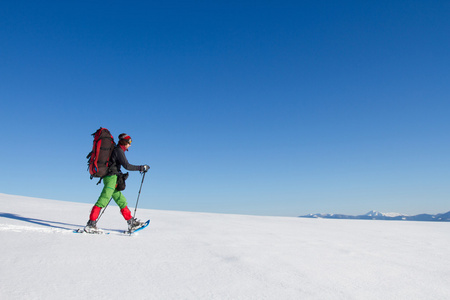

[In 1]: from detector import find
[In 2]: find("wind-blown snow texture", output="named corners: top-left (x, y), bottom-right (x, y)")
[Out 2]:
top-left (1, 193), bottom-right (449, 299)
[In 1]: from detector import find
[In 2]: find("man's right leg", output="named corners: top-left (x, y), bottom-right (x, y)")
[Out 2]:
top-left (89, 175), bottom-right (118, 221)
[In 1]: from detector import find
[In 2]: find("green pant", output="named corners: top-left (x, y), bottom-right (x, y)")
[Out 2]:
top-left (95, 175), bottom-right (128, 209)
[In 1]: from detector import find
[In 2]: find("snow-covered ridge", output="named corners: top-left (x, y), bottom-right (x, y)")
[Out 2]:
top-left (364, 210), bottom-right (404, 217)
top-left (301, 210), bottom-right (450, 221)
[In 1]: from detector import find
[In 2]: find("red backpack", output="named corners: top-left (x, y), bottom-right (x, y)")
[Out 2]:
top-left (87, 128), bottom-right (115, 179)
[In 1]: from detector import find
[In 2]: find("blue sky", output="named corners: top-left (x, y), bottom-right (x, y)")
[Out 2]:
top-left (1, 1), bottom-right (449, 216)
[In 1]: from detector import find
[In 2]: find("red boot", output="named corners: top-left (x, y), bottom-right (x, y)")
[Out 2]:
top-left (121, 206), bottom-right (132, 221)
top-left (89, 205), bottom-right (102, 221)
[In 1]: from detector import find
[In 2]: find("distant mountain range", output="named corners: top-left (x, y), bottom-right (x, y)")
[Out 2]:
top-left (299, 210), bottom-right (450, 222)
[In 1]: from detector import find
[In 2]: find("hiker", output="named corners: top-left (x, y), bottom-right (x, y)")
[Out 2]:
top-left (84, 133), bottom-right (150, 233)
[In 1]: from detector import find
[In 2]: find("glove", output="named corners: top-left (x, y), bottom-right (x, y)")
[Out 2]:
top-left (140, 164), bottom-right (150, 173)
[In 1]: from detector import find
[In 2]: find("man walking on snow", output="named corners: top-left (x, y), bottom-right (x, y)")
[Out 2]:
top-left (84, 133), bottom-right (150, 233)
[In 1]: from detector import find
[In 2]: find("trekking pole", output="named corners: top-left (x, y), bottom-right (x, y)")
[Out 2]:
top-left (96, 197), bottom-right (112, 223)
top-left (133, 172), bottom-right (146, 218)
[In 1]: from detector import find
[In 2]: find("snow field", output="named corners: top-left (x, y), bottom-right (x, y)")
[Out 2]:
top-left (1, 193), bottom-right (449, 299)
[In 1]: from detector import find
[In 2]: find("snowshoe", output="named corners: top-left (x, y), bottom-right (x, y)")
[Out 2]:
top-left (127, 217), bottom-right (146, 232)
top-left (83, 220), bottom-right (104, 234)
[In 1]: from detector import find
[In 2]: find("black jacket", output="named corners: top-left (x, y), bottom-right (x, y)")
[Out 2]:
top-left (108, 145), bottom-right (141, 175)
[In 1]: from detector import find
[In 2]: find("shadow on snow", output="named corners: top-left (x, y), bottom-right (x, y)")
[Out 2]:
top-left (0, 212), bottom-right (81, 230)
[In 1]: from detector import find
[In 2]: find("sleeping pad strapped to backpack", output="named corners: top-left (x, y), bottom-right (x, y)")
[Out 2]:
top-left (87, 128), bottom-right (115, 179)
